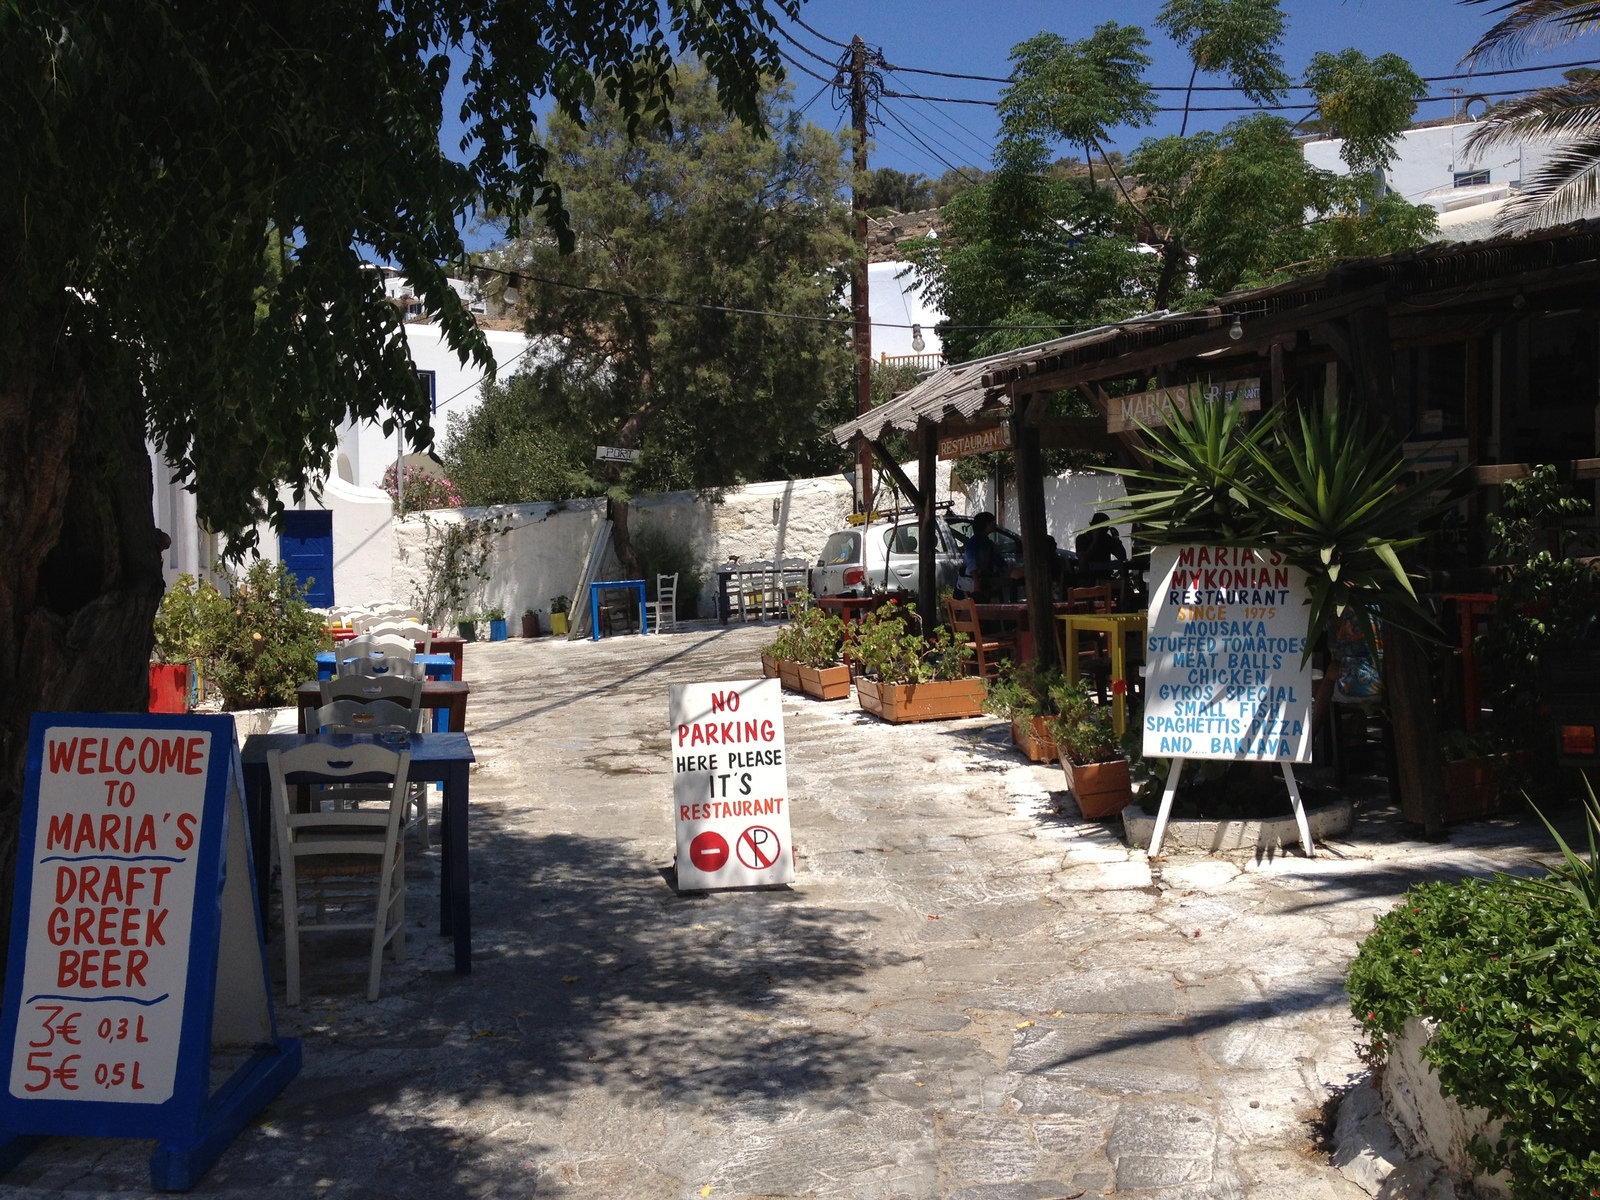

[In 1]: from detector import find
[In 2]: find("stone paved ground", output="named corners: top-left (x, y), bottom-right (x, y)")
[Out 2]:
top-left (0, 627), bottom-right (1565, 1199)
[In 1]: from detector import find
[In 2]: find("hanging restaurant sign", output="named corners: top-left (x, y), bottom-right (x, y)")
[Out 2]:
top-left (1105, 378), bottom-right (1261, 434)
top-left (938, 423), bottom-right (1012, 460)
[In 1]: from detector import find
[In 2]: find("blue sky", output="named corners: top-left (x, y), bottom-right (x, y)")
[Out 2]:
top-left (776, 0), bottom-right (1593, 177)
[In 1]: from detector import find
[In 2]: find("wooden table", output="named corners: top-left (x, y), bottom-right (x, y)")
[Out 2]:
top-left (1057, 612), bottom-right (1147, 736)
top-left (240, 732), bottom-right (478, 974)
top-left (297, 679), bottom-right (469, 734)
top-left (817, 594), bottom-right (903, 624)
top-left (589, 579), bottom-right (648, 641)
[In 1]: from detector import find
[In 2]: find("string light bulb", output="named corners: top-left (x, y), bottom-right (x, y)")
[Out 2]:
top-left (503, 273), bottom-right (521, 306)
top-left (911, 323), bottom-right (926, 353)
top-left (1229, 314), bottom-right (1244, 341)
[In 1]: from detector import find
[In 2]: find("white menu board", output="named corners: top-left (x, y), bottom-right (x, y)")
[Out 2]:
top-left (669, 679), bottom-right (794, 889)
top-left (1142, 545), bottom-right (1314, 764)
top-left (8, 727), bottom-right (211, 1104)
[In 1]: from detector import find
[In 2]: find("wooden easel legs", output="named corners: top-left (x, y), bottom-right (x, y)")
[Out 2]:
top-left (1146, 757), bottom-right (1317, 859)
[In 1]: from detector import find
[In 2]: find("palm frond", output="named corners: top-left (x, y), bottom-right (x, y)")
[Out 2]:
top-left (1461, 0), bottom-right (1600, 67)
top-left (1492, 134), bottom-right (1600, 230)
top-left (1463, 77), bottom-right (1600, 153)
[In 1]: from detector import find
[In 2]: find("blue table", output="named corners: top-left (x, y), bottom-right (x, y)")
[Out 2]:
top-left (589, 579), bottom-right (649, 641)
top-left (316, 651), bottom-right (456, 681)
top-left (240, 732), bottom-right (477, 974)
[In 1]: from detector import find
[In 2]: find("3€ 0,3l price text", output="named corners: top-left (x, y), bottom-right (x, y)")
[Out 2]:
top-left (21, 1004), bottom-right (150, 1092)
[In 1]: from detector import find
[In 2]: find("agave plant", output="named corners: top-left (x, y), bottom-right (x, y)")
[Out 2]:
top-left (1113, 397), bottom-right (1469, 653)
top-left (1462, 1), bottom-right (1600, 231)
top-left (1510, 777), bottom-right (1600, 919)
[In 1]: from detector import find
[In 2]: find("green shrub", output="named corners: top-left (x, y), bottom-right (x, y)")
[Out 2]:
top-left (631, 523), bottom-right (705, 619)
top-left (763, 595), bottom-right (849, 668)
top-left (152, 561), bottom-right (330, 711)
top-left (1347, 857), bottom-right (1600, 1197)
top-left (1046, 678), bottom-right (1121, 766)
top-left (849, 604), bottom-right (970, 684)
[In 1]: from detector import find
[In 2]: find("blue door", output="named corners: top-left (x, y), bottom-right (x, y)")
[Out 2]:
top-left (279, 510), bottom-right (335, 607)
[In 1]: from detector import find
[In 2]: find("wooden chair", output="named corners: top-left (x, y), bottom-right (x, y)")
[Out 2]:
top-left (267, 743), bottom-right (412, 1005)
top-left (312, 700), bottom-right (429, 848)
top-left (944, 596), bottom-right (1014, 679)
top-left (336, 634), bottom-right (418, 678)
top-left (652, 573), bottom-right (679, 632)
top-left (1064, 585), bottom-right (1115, 700)
top-left (367, 620), bottom-right (433, 652)
top-left (319, 675), bottom-right (423, 709)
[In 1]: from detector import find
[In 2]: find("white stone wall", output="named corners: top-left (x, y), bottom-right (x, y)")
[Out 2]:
top-left (1381, 1017), bottom-right (1511, 1198)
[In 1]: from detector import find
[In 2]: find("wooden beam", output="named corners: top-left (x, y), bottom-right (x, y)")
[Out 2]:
top-left (995, 285), bottom-right (1390, 395)
top-left (868, 440), bottom-right (921, 510)
top-left (1010, 391), bottom-right (1061, 675)
top-left (917, 423), bottom-right (939, 629)
top-left (1082, 382), bottom-right (1154, 468)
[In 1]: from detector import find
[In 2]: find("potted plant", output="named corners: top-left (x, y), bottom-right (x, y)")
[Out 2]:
top-left (520, 608), bottom-right (539, 638)
top-left (486, 608), bottom-right (508, 642)
top-left (1428, 731), bottom-right (1525, 824)
top-left (984, 662), bottom-right (1062, 763)
top-left (456, 614), bottom-right (478, 641)
top-left (788, 598), bottom-right (852, 700)
top-left (761, 622), bottom-right (805, 692)
top-left (549, 596), bottom-right (570, 636)
top-left (1049, 679), bottom-right (1133, 818)
top-left (852, 605), bottom-right (983, 723)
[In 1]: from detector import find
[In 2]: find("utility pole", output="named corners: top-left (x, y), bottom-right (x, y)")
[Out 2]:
top-left (848, 34), bottom-right (874, 516)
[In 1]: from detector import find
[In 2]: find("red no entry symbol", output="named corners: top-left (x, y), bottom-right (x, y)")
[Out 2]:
top-left (688, 830), bottom-right (729, 873)
top-left (736, 825), bottom-right (781, 870)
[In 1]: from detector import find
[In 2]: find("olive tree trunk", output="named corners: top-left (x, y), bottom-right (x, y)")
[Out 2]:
top-left (0, 362), bottom-right (166, 952)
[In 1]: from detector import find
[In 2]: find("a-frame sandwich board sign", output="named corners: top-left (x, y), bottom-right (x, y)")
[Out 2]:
top-left (0, 713), bottom-right (301, 1191)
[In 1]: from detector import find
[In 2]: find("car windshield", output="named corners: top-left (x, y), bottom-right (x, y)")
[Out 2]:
top-left (818, 532), bottom-right (861, 566)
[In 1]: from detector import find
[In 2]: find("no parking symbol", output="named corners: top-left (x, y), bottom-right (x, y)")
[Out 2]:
top-left (736, 826), bottom-right (781, 870)
top-left (668, 679), bottom-right (795, 890)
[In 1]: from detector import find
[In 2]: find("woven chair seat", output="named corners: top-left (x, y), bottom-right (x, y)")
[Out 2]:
top-left (297, 855), bottom-right (383, 880)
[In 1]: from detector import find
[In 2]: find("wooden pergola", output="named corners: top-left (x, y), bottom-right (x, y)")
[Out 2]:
top-left (833, 219), bottom-right (1600, 829)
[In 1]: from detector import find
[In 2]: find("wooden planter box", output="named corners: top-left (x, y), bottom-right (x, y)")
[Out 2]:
top-left (797, 663), bottom-right (851, 701)
top-left (1060, 754), bottom-right (1133, 819)
top-left (857, 676), bottom-right (987, 723)
top-left (762, 652), bottom-right (781, 679)
top-left (1011, 716), bottom-right (1059, 763)
top-left (778, 660), bottom-right (803, 692)
top-left (1408, 752), bottom-right (1527, 825)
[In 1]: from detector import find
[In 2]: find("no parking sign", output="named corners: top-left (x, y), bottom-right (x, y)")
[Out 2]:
top-left (668, 680), bottom-right (794, 889)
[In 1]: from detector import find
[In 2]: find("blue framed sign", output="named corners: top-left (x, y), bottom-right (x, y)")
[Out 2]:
top-left (0, 714), bottom-right (300, 1191)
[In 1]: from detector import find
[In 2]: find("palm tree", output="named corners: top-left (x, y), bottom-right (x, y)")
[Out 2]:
top-left (1462, 1), bottom-right (1600, 231)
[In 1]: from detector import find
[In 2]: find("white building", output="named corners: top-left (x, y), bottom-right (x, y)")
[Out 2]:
top-left (151, 315), bottom-right (536, 604)
top-left (1302, 117), bottom-right (1597, 240)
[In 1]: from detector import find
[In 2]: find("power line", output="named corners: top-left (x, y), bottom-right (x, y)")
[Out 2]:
top-left (879, 104), bottom-right (982, 184)
top-left (793, 80), bottom-right (831, 120)
top-left (776, 49), bottom-right (839, 89)
top-left (790, 14), bottom-right (852, 50)
top-left (772, 23), bottom-right (842, 70)
top-left (885, 71), bottom-right (995, 166)
top-left (881, 85), bottom-right (1567, 113)
top-left (465, 260), bottom-right (1226, 335)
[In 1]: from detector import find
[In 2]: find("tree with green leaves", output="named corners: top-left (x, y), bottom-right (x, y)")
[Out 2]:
top-left (0, 1), bottom-right (788, 902)
top-left (1157, 0), bottom-right (1292, 134)
top-left (861, 168), bottom-right (934, 213)
top-left (477, 66), bottom-right (853, 566)
top-left (1461, 0), bottom-right (1600, 231)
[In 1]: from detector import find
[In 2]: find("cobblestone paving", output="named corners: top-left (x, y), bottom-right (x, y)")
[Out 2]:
top-left (0, 626), bottom-right (1563, 1199)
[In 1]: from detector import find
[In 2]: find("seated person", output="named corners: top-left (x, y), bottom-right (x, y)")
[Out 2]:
top-left (956, 511), bottom-right (1003, 602)
top-left (1074, 512), bottom-right (1126, 566)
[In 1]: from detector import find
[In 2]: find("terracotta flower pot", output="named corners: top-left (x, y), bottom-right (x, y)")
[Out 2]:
top-left (1059, 753), bottom-right (1133, 819)
top-left (1011, 716), bottom-right (1059, 763)
top-left (797, 663), bottom-right (851, 701)
top-left (857, 676), bottom-right (987, 723)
